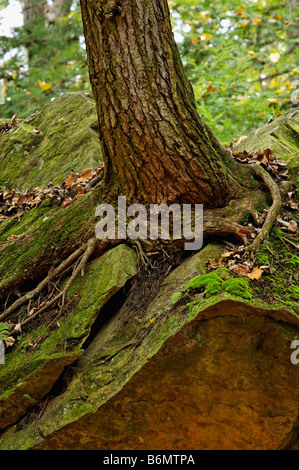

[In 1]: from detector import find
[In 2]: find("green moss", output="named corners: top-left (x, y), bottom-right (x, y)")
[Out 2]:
top-left (187, 272), bottom-right (222, 292)
top-left (186, 268), bottom-right (252, 300)
top-left (170, 292), bottom-right (183, 305)
top-left (222, 277), bottom-right (253, 300)
top-left (284, 254), bottom-right (299, 269)
top-left (250, 236), bottom-right (299, 312)
top-left (255, 245), bottom-right (271, 265)
top-left (233, 109), bottom-right (299, 183)
top-left (0, 244), bottom-right (138, 430)
top-left (0, 186), bottom-right (102, 290)
top-left (0, 93), bottom-right (103, 191)
top-left (240, 210), bottom-right (250, 224)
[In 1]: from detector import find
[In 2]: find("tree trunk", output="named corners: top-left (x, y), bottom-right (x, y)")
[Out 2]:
top-left (80, 0), bottom-right (234, 207)
top-left (45, 0), bottom-right (73, 23)
top-left (286, 0), bottom-right (298, 11)
top-left (22, 0), bottom-right (46, 27)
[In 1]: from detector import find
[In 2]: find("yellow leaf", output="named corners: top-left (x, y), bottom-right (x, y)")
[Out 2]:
top-left (247, 267), bottom-right (263, 281)
top-left (36, 80), bottom-right (52, 92)
top-left (201, 33), bottom-right (213, 41)
top-left (252, 18), bottom-right (261, 25)
top-left (237, 6), bottom-right (246, 16)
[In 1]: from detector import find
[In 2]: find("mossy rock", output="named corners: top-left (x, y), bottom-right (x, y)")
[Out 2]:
top-left (0, 92), bottom-right (102, 191)
top-left (1, 243), bottom-right (298, 450)
top-left (0, 187), bottom-right (101, 294)
top-left (234, 107), bottom-right (299, 183)
top-left (0, 244), bottom-right (137, 430)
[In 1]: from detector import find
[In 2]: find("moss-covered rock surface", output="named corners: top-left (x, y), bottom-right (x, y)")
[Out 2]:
top-left (0, 241), bottom-right (299, 450)
top-left (234, 107), bottom-right (299, 184)
top-left (0, 100), bottom-right (298, 450)
top-left (0, 244), bottom-right (137, 430)
top-left (0, 92), bottom-right (102, 191)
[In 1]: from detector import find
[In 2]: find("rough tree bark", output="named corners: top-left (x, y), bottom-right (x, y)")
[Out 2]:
top-left (286, 0), bottom-right (298, 11)
top-left (80, 0), bottom-right (236, 207)
top-left (23, 0), bottom-right (73, 26)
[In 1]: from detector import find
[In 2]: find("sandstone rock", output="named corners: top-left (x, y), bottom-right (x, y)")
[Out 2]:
top-left (0, 92), bottom-right (102, 191)
top-left (0, 244), bottom-right (137, 430)
top-left (234, 107), bottom-right (299, 183)
top-left (1, 245), bottom-right (298, 450)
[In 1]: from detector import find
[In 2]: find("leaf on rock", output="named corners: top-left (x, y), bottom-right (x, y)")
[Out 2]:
top-left (233, 264), bottom-right (250, 276)
top-left (247, 266), bottom-right (263, 281)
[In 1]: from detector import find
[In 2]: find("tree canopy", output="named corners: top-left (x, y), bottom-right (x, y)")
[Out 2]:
top-left (1, 0), bottom-right (298, 143)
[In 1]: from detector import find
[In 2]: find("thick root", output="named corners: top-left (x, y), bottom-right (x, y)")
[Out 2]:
top-left (245, 164), bottom-right (281, 253)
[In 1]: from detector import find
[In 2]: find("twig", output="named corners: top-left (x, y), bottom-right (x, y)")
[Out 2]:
top-left (281, 236), bottom-right (299, 251)
top-left (133, 240), bottom-right (153, 269)
top-left (37, 397), bottom-right (49, 420)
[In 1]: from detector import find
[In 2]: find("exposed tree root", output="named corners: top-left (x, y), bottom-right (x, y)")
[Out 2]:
top-left (0, 161), bottom-right (283, 338)
top-left (131, 240), bottom-right (154, 269)
top-left (245, 164), bottom-right (281, 253)
top-left (0, 243), bottom-right (89, 323)
top-left (7, 237), bottom-right (97, 334)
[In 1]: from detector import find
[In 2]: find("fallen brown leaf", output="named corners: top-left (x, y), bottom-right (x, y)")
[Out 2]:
top-left (247, 266), bottom-right (263, 281)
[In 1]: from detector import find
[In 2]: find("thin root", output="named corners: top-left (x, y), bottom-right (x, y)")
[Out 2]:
top-left (10, 237), bottom-right (97, 334)
top-left (0, 243), bottom-right (89, 323)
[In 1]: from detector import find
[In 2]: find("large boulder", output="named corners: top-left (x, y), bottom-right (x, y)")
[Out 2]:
top-left (234, 107), bottom-right (299, 184)
top-left (0, 92), bottom-right (102, 191)
top-left (0, 244), bottom-right (298, 450)
top-left (0, 244), bottom-right (137, 430)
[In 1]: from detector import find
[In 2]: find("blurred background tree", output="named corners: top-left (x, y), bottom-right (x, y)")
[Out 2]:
top-left (0, 0), bottom-right (90, 118)
top-left (0, 0), bottom-right (298, 144)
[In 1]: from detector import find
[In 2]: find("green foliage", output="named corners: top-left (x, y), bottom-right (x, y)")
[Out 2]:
top-left (0, 2), bottom-right (90, 118)
top-left (0, 0), bottom-right (8, 10)
top-left (1, 0), bottom-right (298, 144)
top-left (170, 0), bottom-right (299, 143)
